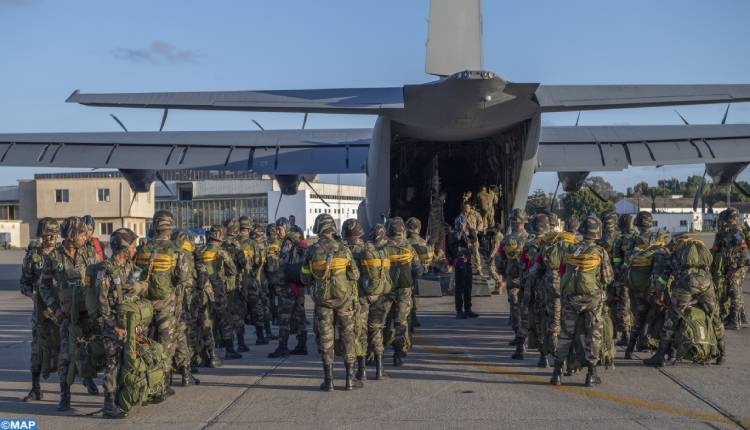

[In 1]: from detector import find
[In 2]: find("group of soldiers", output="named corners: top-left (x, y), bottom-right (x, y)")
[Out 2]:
top-left (20, 209), bottom-right (439, 417)
top-left (496, 207), bottom-right (746, 387)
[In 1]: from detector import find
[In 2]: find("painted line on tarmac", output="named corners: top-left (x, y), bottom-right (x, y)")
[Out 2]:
top-left (419, 339), bottom-right (750, 428)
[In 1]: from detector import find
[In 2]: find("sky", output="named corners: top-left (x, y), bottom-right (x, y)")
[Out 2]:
top-left (1, 0), bottom-right (749, 193)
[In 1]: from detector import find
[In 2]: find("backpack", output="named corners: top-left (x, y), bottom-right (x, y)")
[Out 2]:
top-left (627, 246), bottom-right (659, 295)
top-left (673, 306), bottom-right (719, 364)
top-left (674, 238), bottom-right (712, 269)
top-left (359, 244), bottom-right (391, 296)
top-left (136, 242), bottom-right (177, 301)
top-left (309, 243), bottom-right (354, 308)
top-left (561, 244), bottom-right (602, 297)
top-left (116, 296), bottom-right (168, 413)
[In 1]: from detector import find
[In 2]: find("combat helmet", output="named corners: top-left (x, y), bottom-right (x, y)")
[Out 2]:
top-left (152, 210), bottom-right (175, 232)
top-left (386, 217), bottom-right (406, 237)
top-left (82, 215), bottom-right (95, 229)
top-left (509, 208), bottom-right (528, 224)
top-left (635, 211), bottom-right (653, 230)
top-left (207, 225), bottom-right (224, 242)
top-left (251, 223), bottom-right (265, 239)
top-left (601, 210), bottom-right (618, 232)
top-left (266, 223), bottom-right (278, 240)
top-left (342, 218), bottom-right (364, 239)
top-left (369, 224), bottom-right (386, 243)
top-left (530, 213), bottom-right (550, 235)
top-left (564, 216), bottom-right (580, 233)
top-left (61, 216), bottom-right (88, 242)
top-left (618, 214), bottom-right (635, 232)
top-left (724, 207), bottom-right (740, 226)
top-left (36, 217), bottom-right (60, 237)
top-left (222, 218), bottom-right (239, 238)
top-left (405, 217), bottom-right (422, 234)
top-left (313, 213), bottom-right (337, 235)
top-left (275, 217), bottom-right (289, 232)
top-left (110, 228), bottom-right (138, 255)
top-left (580, 216), bottom-right (602, 240)
top-left (238, 216), bottom-right (253, 230)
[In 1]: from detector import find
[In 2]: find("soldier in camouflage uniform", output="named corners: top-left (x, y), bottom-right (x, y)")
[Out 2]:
top-left (514, 213), bottom-right (550, 360)
top-left (715, 208), bottom-right (749, 329)
top-left (263, 224), bottom-right (280, 341)
top-left (341, 218), bottom-right (372, 382)
top-left (268, 217), bottom-right (309, 358)
top-left (196, 226), bottom-right (242, 359)
top-left (487, 224), bottom-right (505, 295)
top-left (644, 236), bottom-right (727, 366)
top-left (551, 216), bottom-right (614, 387)
top-left (39, 216), bottom-right (99, 411)
top-left (221, 218), bottom-right (249, 352)
top-left (301, 214), bottom-right (361, 391)
top-left (365, 224), bottom-right (395, 380)
top-left (447, 214), bottom-right (477, 319)
top-left (172, 231), bottom-right (204, 381)
top-left (476, 185), bottom-right (499, 229)
top-left (500, 209), bottom-right (529, 345)
top-left (136, 211), bottom-right (193, 374)
top-left (461, 202), bottom-right (485, 276)
top-left (237, 217), bottom-right (268, 346)
top-left (406, 217), bottom-right (433, 330)
top-left (385, 217), bottom-right (424, 366)
top-left (21, 218), bottom-right (60, 403)
top-left (612, 213), bottom-right (638, 346)
top-left (96, 228), bottom-right (141, 419)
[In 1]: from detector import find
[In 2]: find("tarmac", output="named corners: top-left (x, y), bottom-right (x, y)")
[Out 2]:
top-left (0, 245), bottom-right (748, 430)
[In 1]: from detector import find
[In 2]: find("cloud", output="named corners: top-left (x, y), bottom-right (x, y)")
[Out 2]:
top-left (111, 40), bottom-right (200, 65)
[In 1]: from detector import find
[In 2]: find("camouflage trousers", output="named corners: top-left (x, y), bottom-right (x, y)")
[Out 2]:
top-left (211, 280), bottom-right (235, 345)
top-left (629, 288), bottom-right (658, 345)
top-left (259, 282), bottom-right (273, 326)
top-left (544, 272), bottom-right (562, 356)
top-left (171, 289), bottom-right (192, 370)
top-left (244, 279), bottom-right (266, 327)
top-left (554, 292), bottom-right (605, 366)
top-left (662, 276), bottom-right (725, 344)
top-left (30, 307), bottom-right (59, 375)
top-left (506, 277), bottom-right (523, 336)
top-left (151, 293), bottom-right (177, 366)
top-left (57, 318), bottom-right (71, 382)
top-left (488, 256), bottom-right (505, 294)
top-left (102, 336), bottom-right (122, 395)
top-left (612, 280), bottom-right (631, 334)
top-left (229, 286), bottom-right (246, 332)
top-left (275, 284), bottom-right (307, 347)
top-left (314, 300), bottom-right (355, 365)
top-left (388, 288), bottom-right (413, 353)
top-left (367, 294), bottom-right (392, 355)
top-left (190, 288), bottom-right (215, 365)
top-left (354, 296), bottom-right (369, 358)
top-left (470, 242), bottom-right (484, 276)
top-left (725, 269), bottom-right (747, 322)
top-left (517, 281), bottom-right (532, 339)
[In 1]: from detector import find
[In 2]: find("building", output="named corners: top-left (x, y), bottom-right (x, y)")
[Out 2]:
top-left (614, 196), bottom-right (727, 233)
top-left (155, 174), bottom-right (365, 237)
top-left (0, 186), bottom-right (21, 247)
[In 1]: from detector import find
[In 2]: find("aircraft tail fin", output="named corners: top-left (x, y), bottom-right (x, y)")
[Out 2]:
top-left (425, 0), bottom-right (483, 76)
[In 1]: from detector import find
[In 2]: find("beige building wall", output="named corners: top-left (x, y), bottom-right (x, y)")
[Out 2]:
top-left (20, 177), bottom-right (154, 244)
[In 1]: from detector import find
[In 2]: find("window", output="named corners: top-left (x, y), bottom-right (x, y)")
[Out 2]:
top-left (100, 222), bottom-right (114, 235)
top-left (680, 220), bottom-right (688, 227)
top-left (652, 220), bottom-right (659, 227)
top-left (55, 189), bottom-right (69, 203)
top-left (97, 188), bottom-right (110, 202)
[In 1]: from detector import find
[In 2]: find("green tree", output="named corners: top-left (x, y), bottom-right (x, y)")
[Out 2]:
top-left (526, 189), bottom-right (552, 215)
top-left (561, 188), bottom-right (615, 221)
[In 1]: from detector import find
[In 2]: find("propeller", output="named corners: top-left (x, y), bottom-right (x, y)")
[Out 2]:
top-left (733, 180), bottom-right (750, 199)
top-left (273, 191), bottom-right (284, 220)
top-left (159, 108), bottom-right (169, 131)
top-left (302, 112), bottom-right (308, 130)
top-left (574, 111), bottom-right (581, 127)
top-left (721, 104), bottom-right (730, 125)
top-left (128, 192), bottom-right (139, 214)
top-left (692, 169), bottom-right (707, 212)
top-left (110, 114), bottom-right (128, 132)
top-left (302, 176), bottom-right (331, 208)
top-left (549, 180), bottom-right (560, 212)
top-left (252, 120), bottom-right (265, 131)
top-left (585, 185), bottom-right (608, 203)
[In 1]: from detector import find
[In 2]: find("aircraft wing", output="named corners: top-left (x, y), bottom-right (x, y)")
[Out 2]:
top-left (536, 85), bottom-right (750, 112)
top-left (0, 129), bottom-right (371, 174)
top-left (66, 88), bottom-right (404, 114)
top-left (536, 124), bottom-right (750, 172)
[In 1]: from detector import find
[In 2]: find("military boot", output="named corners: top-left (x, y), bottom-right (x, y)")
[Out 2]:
top-left (643, 339), bottom-right (671, 367)
top-left (511, 341), bottom-right (525, 360)
top-left (616, 331), bottom-right (629, 347)
top-left (355, 356), bottom-right (367, 382)
top-left (57, 381), bottom-right (71, 411)
top-left (224, 342), bottom-right (242, 360)
top-left (268, 333), bottom-right (289, 358)
top-left (82, 376), bottom-right (99, 395)
top-left (585, 365), bottom-right (601, 387)
top-left (741, 309), bottom-right (748, 325)
top-left (550, 360), bottom-right (563, 386)
top-left (102, 393), bottom-right (127, 419)
top-left (22, 372), bottom-right (42, 402)
top-left (181, 365), bottom-right (200, 386)
top-left (624, 331), bottom-right (638, 360)
top-left (208, 347), bottom-right (223, 368)
top-left (255, 324), bottom-right (269, 345)
top-left (290, 332), bottom-right (308, 355)
top-left (345, 361), bottom-right (363, 390)
top-left (508, 336), bottom-right (522, 346)
top-left (537, 353), bottom-right (549, 368)
top-left (393, 351), bottom-right (404, 367)
top-left (374, 353), bottom-right (389, 380)
top-left (236, 327), bottom-right (250, 352)
top-left (715, 339), bottom-right (726, 365)
top-left (320, 363), bottom-right (334, 392)
top-left (265, 321), bottom-right (278, 340)
top-left (731, 311), bottom-right (742, 330)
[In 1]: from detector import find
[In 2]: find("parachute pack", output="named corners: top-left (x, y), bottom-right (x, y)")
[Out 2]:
top-left (673, 306), bottom-right (720, 364)
top-left (561, 244), bottom-right (602, 297)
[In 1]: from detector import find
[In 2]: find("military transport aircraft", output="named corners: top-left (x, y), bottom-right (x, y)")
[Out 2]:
top-left (1, 0), bottom-right (750, 228)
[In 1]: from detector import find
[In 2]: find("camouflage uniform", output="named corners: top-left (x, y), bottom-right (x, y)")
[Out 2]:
top-left (238, 220), bottom-right (267, 345)
top-left (221, 219), bottom-right (249, 351)
top-left (464, 207), bottom-right (485, 275)
top-left (551, 216), bottom-right (614, 387)
top-left (476, 186), bottom-right (499, 230)
top-left (196, 226), bottom-right (242, 359)
top-left (262, 225), bottom-right (280, 340)
top-left (715, 209), bottom-right (749, 329)
top-left (39, 217), bottom-right (99, 411)
top-left (20, 218), bottom-right (59, 403)
top-left (499, 209), bottom-right (529, 343)
top-left (427, 192), bottom-right (447, 263)
top-left (515, 214), bottom-right (549, 361)
top-left (268, 218), bottom-right (309, 358)
top-left (302, 214), bottom-right (360, 391)
top-left (384, 217), bottom-right (424, 366)
top-left (135, 212), bottom-right (192, 371)
top-left (406, 217), bottom-right (433, 330)
top-left (486, 227), bottom-right (505, 294)
top-left (365, 224), bottom-right (395, 379)
top-left (342, 219), bottom-right (373, 381)
top-left (612, 214), bottom-right (638, 341)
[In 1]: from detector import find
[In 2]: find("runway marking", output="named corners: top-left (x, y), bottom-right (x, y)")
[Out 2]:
top-left (419, 339), bottom-right (750, 428)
